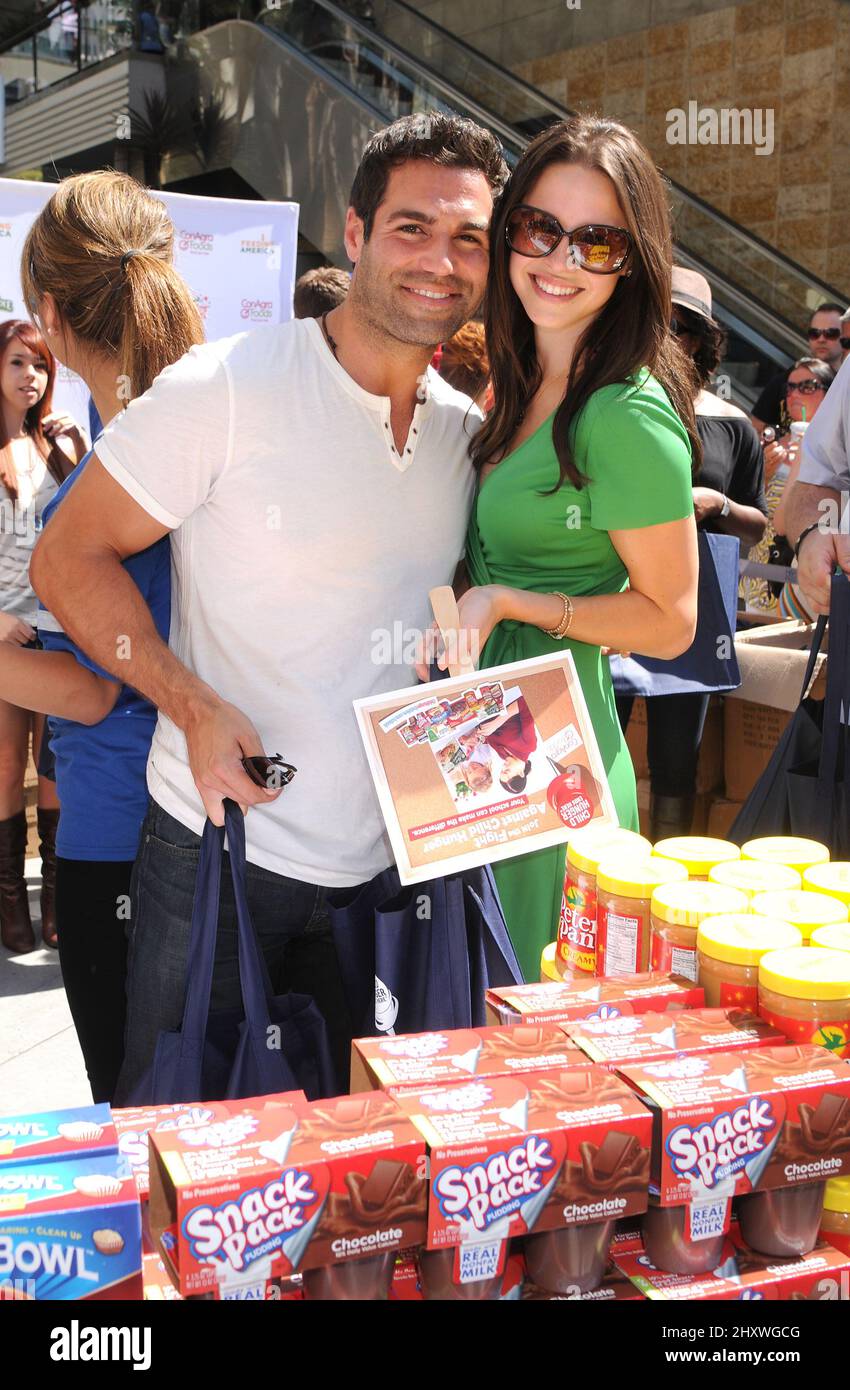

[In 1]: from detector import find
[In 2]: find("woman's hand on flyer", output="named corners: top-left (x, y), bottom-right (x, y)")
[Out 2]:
top-left (0, 612), bottom-right (35, 645)
top-left (40, 411), bottom-right (83, 443)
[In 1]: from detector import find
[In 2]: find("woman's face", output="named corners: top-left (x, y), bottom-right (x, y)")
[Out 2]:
top-left (508, 162), bottom-right (630, 338)
top-left (0, 336), bottom-right (48, 414)
top-left (785, 367), bottom-right (827, 423)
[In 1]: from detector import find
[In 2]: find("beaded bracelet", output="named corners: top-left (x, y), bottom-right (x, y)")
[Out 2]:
top-left (544, 592), bottom-right (574, 639)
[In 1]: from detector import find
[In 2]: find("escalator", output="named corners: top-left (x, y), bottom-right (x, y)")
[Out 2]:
top-left (180, 0), bottom-right (845, 404)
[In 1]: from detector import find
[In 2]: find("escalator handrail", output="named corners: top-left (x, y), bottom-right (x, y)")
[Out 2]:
top-left (379, 0), bottom-right (847, 303)
top-left (256, 0), bottom-right (525, 158)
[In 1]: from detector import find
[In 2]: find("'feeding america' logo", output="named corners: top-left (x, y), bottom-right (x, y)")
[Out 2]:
top-left (0, 224), bottom-right (12, 239)
top-left (240, 236), bottom-right (278, 256)
top-left (666, 1098), bottom-right (776, 1189)
top-left (193, 293), bottom-right (210, 321)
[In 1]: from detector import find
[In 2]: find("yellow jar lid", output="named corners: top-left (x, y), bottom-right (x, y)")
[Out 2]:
top-left (597, 856), bottom-right (689, 898)
top-left (742, 837), bottom-right (830, 873)
top-left (803, 862), bottom-right (850, 907)
top-left (653, 836), bottom-right (741, 875)
top-left (810, 924), bottom-right (850, 954)
top-left (759, 946), bottom-right (850, 1000)
top-left (540, 942), bottom-right (560, 981)
top-left (709, 860), bottom-right (801, 897)
top-left (566, 826), bottom-right (651, 877)
top-left (823, 1177), bottom-right (850, 1216)
top-left (651, 881), bottom-right (749, 927)
top-left (697, 914), bottom-right (803, 966)
top-left (751, 890), bottom-right (848, 939)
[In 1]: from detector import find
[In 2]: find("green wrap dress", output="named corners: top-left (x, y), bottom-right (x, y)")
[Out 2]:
top-left (465, 372), bottom-right (695, 981)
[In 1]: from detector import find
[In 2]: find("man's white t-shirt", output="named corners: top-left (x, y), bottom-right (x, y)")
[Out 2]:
top-left (95, 316), bottom-right (479, 886)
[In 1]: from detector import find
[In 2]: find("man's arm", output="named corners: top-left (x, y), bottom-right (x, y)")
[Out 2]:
top-left (31, 458), bottom-right (280, 822)
top-left (783, 481), bottom-right (850, 616)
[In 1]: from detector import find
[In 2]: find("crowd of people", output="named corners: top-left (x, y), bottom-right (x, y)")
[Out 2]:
top-left (1, 111), bottom-right (849, 1103)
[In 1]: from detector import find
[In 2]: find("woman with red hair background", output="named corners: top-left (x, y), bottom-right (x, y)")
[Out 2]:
top-left (0, 319), bottom-right (85, 951)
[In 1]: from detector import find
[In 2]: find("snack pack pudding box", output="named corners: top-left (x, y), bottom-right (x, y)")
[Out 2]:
top-left (114, 1091), bottom-right (306, 1202)
top-left (485, 972), bottom-right (704, 1027)
top-left (392, 1066), bottom-right (653, 1253)
top-left (350, 1025), bottom-right (593, 1094)
top-left (618, 1043), bottom-right (850, 1251)
top-left (148, 1091), bottom-right (428, 1298)
top-left (563, 1008), bottom-right (786, 1070)
top-left (0, 1145), bottom-right (142, 1300)
top-left (616, 1229), bottom-right (850, 1300)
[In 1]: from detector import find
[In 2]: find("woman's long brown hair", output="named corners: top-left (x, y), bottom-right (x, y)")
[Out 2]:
top-left (0, 319), bottom-right (73, 502)
top-left (20, 171), bottom-right (203, 409)
top-left (472, 116), bottom-right (701, 487)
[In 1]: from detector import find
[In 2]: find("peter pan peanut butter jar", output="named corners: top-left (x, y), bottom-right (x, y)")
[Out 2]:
top-left (811, 924), bottom-right (850, 954)
top-left (652, 836), bottom-right (740, 880)
top-left (649, 882), bottom-right (749, 983)
top-left (556, 827), bottom-right (651, 978)
top-left (751, 890), bottom-right (848, 944)
top-left (820, 1177), bottom-right (850, 1256)
top-left (596, 857), bottom-right (688, 977)
top-left (758, 946), bottom-right (850, 1057)
top-left (708, 859), bottom-right (801, 898)
top-left (696, 915), bottom-right (803, 1008)
top-left (742, 836), bottom-right (830, 875)
top-left (804, 862), bottom-right (850, 908)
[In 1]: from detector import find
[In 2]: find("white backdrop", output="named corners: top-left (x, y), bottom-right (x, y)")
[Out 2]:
top-left (0, 177), bottom-right (299, 433)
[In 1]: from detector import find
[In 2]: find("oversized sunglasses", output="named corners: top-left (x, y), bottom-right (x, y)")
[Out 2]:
top-left (786, 378), bottom-right (825, 394)
top-left (670, 314), bottom-right (699, 337)
top-left (242, 754), bottom-right (297, 790)
top-left (807, 327), bottom-right (841, 341)
top-left (505, 205), bottom-right (632, 273)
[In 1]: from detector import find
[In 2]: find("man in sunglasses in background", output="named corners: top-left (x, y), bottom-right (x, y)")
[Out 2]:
top-left (32, 114), bottom-right (508, 1099)
top-left (751, 302), bottom-right (847, 438)
top-left (841, 308), bottom-right (850, 364)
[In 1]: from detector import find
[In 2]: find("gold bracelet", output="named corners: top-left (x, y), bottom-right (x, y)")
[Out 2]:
top-left (544, 592), bottom-right (573, 639)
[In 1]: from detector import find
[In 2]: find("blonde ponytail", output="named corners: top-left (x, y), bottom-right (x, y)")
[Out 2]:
top-left (21, 172), bottom-right (203, 407)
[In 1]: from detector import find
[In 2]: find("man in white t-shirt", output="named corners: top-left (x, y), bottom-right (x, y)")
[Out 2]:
top-left (784, 352), bottom-right (850, 613)
top-left (31, 113), bottom-right (508, 1097)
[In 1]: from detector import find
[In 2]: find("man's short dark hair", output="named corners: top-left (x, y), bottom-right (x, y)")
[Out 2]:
top-left (812, 302), bottom-right (845, 318)
top-left (350, 113), bottom-right (509, 241)
top-left (293, 266), bottom-right (351, 318)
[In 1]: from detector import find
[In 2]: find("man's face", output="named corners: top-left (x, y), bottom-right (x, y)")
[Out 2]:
top-left (807, 309), bottom-right (843, 367)
top-left (344, 160), bottom-right (493, 347)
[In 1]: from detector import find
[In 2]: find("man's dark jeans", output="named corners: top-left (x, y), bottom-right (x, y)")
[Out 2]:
top-left (115, 798), bottom-right (352, 1102)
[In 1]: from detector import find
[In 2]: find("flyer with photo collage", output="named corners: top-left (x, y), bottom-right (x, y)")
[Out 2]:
top-left (354, 651), bottom-right (618, 883)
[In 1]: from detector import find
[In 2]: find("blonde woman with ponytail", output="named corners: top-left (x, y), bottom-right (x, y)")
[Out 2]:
top-left (0, 171), bottom-right (203, 1100)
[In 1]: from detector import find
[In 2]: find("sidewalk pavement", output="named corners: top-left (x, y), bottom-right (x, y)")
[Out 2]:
top-left (0, 857), bottom-right (91, 1116)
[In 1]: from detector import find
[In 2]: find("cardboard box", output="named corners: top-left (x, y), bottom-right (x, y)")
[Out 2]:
top-left (616, 1232), bottom-right (850, 1301)
top-left (350, 1025), bottom-right (592, 1093)
top-left (392, 1067), bottom-right (653, 1250)
top-left (0, 1150), bottom-right (142, 1300)
top-left (619, 1043), bottom-right (850, 1207)
top-left (485, 973), bottom-right (704, 1027)
top-left (627, 696), bottom-right (724, 795)
top-left (0, 1104), bottom-right (115, 1166)
top-left (723, 699), bottom-right (792, 803)
top-left (706, 796), bottom-right (744, 839)
top-left (115, 1092), bottom-right (305, 1202)
top-left (149, 1092), bottom-right (427, 1297)
top-left (563, 1008), bottom-right (785, 1069)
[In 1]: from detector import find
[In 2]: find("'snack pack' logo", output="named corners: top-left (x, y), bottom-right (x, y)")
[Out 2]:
top-left (184, 1170), bottom-right (318, 1272)
top-left (435, 1137), bottom-right (555, 1232)
top-left (666, 1098), bottom-right (776, 1189)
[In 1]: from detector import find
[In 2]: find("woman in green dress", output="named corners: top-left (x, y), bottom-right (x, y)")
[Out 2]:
top-left (441, 117), bottom-right (700, 981)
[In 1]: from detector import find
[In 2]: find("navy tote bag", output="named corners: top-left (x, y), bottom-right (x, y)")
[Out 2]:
top-left (127, 800), bottom-right (335, 1105)
top-left (327, 863), bottom-right (524, 1039)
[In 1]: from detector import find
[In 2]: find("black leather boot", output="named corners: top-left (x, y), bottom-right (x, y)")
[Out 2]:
top-left (0, 810), bottom-right (35, 954)
top-left (650, 793), bottom-right (696, 841)
top-left (37, 807), bottom-right (60, 949)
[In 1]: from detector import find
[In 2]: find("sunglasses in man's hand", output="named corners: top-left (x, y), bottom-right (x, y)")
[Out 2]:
top-left (241, 755), bottom-right (297, 791)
